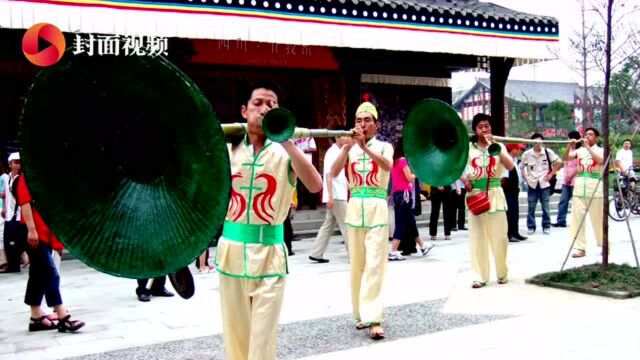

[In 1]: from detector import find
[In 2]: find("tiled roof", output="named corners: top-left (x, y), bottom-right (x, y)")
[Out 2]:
top-left (151, 0), bottom-right (560, 39)
top-left (480, 78), bottom-right (582, 104)
top-left (359, 1), bottom-right (558, 23)
top-left (454, 79), bottom-right (594, 108)
top-left (3, 0), bottom-right (558, 59)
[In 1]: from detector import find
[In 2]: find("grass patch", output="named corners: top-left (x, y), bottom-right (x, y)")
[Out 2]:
top-left (532, 263), bottom-right (640, 292)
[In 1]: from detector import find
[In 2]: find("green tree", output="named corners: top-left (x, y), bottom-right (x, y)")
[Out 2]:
top-left (543, 100), bottom-right (574, 132)
top-left (507, 99), bottom-right (539, 137)
top-left (609, 56), bottom-right (639, 133)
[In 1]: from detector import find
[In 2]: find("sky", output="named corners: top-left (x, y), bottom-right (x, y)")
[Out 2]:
top-left (452, 0), bottom-right (639, 90)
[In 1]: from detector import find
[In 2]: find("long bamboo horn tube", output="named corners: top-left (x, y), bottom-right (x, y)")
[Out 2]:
top-left (222, 107), bottom-right (354, 143)
top-left (469, 134), bottom-right (573, 145)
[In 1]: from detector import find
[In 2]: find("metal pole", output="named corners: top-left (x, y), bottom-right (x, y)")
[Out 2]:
top-left (560, 154), bottom-right (611, 272)
top-left (560, 123), bottom-right (640, 272)
top-left (613, 170), bottom-right (640, 269)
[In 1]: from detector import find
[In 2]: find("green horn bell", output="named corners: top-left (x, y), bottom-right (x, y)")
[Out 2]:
top-left (262, 108), bottom-right (296, 143)
top-left (19, 53), bottom-right (230, 279)
top-left (402, 99), bottom-right (469, 187)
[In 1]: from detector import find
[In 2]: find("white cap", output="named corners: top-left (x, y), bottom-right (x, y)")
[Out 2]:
top-left (8, 152), bottom-right (20, 162)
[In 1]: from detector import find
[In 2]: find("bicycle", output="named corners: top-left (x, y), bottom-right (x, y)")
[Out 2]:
top-left (609, 167), bottom-right (638, 221)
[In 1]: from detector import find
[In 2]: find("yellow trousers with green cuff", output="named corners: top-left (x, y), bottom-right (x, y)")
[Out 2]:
top-left (347, 226), bottom-right (388, 324)
top-left (570, 197), bottom-right (604, 253)
top-left (468, 211), bottom-right (509, 283)
top-left (216, 221), bottom-right (288, 360)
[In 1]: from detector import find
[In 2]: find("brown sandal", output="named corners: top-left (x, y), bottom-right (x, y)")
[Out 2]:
top-left (472, 281), bottom-right (487, 289)
top-left (355, 322), bottom-right (370, 330)
top-left (370, 324), bottom-right (384, 340)
top-left (571, 250), bottom-right (586, 258)
top-left (498, 278), bottom-right (508, 285)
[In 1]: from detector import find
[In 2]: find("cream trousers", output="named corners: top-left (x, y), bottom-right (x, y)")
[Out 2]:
top-left (570, 197), bottom-right (604, 252)
top-left (219, 275), bottom-right (286, 360)
top-left (468, 211), bottom-right (509, 283)
top-left (347, 226), bottom-right (388, 324)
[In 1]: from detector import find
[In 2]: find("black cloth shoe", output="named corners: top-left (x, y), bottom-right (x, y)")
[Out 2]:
top-left (514, 234), bottom-right (528, 241)
top-left (151, 288), bottom-right (174, 297)
top-left (138, 293), bottom-right (151, 302)
top-left (551, 223), bottom-right (567, 228)
top-left (458, 227), bottom-right (468, 231)
top-left (450, 227), bottom-right (458, 232)
top-left (508, 236), bottom-right (521, 243)
top-left (309, 256), bottom-right (329, 263)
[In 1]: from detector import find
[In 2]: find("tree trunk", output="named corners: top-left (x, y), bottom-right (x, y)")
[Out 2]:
top-left (581, 0), bottom-right (590, 128)
top-left (602, 0), bottom-right (614, 270)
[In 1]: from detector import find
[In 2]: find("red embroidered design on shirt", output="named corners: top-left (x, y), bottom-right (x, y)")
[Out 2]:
top-left (470, 157), bottom-right (484, 178)
top-left (487, 156), bottom-right (497, 178)
top-left (365, 161), bottom-right (379, 186)
top-left (229, 172), bottom-right (247, 221)
top-left (350, 162), bottom-right (364, 186)
top-left (253, 173), bottom-right (277, 224)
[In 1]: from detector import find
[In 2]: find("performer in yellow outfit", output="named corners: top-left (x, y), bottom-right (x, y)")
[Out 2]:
top-left (215, 82), bottom-right (322, 360)
top-left (462, 114), bottom-right (514, 289)
top-left (331, 102), bottom-right (393, 340)
top-left (563, 127), bottom-right (604, 258)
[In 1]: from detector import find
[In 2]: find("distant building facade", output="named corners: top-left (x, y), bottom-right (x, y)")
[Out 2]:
top-left (453, 78), bottom-right (602, 135)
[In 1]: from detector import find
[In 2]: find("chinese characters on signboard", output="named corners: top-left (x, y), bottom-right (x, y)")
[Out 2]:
top-left (72, 34), bottom-right (169, 56)
top-left (191, 39), bottom-right (339, 70)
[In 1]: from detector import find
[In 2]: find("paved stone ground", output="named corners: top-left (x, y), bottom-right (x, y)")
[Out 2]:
top-left (1, 216), bottom-right (639, 360)
top-left (68, 299), bottom-right (509, 360)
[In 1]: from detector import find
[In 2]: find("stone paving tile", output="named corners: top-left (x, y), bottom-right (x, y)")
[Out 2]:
top-left (67, 299), bottom-right (510, 360)
top-left (13, 337), bottom-right (59, 352)
top-left (0, 343), bottom-right (16, 355)
top-left (52, 333), bottom-right (100, 346)
top-left (2, 216), bottom-right (638, 359)
top-left (51, 337), bottom-right (131, 359)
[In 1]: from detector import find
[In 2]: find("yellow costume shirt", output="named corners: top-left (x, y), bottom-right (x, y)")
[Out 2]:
top-left (344, 137), bottom-right (393, 228)
top-left (574, 145), bottom-right (604, 199)
top-left (466, 142), bottom-right (507, 213)
top-left (215, 138), bottom-right (296, 279)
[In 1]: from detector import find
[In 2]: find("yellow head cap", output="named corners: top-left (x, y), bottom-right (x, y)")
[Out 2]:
top-left (355, 102), bottom-right (378, 120)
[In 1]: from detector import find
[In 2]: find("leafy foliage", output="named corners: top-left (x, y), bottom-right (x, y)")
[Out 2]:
top-left (544, 100), bottom-right (575, 130)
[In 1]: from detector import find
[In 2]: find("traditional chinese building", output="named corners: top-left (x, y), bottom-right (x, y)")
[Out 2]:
top-left (453, 78), bottom-right (602, 135)
top-left (0, 0), bottom-right (560, 182)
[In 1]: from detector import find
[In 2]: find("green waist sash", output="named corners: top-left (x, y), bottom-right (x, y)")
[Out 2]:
top-left (578, 172), bottom-right (600, 179)
top-left (472, 178), bottom-right (501, 190)
top-left (222, 220), bottom-right (284, 246)
top-left (351, 186), bottom-right (387, 199)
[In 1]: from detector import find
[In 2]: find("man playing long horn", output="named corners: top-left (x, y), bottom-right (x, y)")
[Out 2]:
top-left (331, 101), bottom-right (393, 340)
top-left (215, 81), bottom-right (322, 360)
top-left (462, 113), bottom-right (515, 289)
top-left (563, 127), bottom-right (605, 258)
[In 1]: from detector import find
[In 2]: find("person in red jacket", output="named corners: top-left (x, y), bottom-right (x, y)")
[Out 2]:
top-left (11, 154), bottom-right (85, 333)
